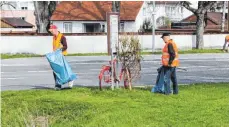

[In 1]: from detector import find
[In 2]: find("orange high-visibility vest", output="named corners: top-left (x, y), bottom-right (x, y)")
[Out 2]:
top-left (53, 32), bottom-right (67, 55)
top-left (225, 35), bottom-right (229, 43)
top-left (162, 39), bottom-right (179, 67)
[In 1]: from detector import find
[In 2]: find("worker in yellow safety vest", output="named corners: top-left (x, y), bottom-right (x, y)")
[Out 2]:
top-left (48, 24), bottom-right (73, 90)
top-left (161, 33), bottom-right (179, 95)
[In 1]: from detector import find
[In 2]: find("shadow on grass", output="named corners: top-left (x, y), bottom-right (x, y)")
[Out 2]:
top-left (32, 85), bottom-right (53, 90)
top-left (32, 85), bottom-right (73, 91)
top-left (72, 84), bottom-right (153, 92)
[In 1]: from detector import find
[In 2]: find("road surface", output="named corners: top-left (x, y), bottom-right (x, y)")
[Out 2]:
top-left (1, 53), bottom-right (229, 91)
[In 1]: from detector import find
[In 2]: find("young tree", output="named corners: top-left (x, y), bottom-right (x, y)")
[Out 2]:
top-left (180, 1), bottom-right (218, 49)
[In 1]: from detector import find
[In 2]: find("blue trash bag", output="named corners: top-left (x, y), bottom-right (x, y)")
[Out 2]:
top-left (151, 66), bottom-right (165, 93)
top-left (46, 49), bottom-right (77, 85)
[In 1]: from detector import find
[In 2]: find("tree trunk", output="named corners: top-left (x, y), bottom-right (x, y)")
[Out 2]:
top-left (34, 1), bottom-right (57, 33)
top-left (112, 1), bottom-right (120, 12)
top-left (196, 13), bottom-right (205, 49)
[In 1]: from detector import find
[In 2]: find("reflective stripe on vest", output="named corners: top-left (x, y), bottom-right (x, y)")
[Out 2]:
top-left (53, 32), bottom-right (67, 55)
top-left (161, 40), bottom-right (179, 67)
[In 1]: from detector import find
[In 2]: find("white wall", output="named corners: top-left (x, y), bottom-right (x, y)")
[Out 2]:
top-left (0, 35), bottom-right (107, 54)
top-left (204, 34), bottom-right (227, 48)
top-left (1, 36), bottom-right (53, 55)
top-left (1, 34), bottom-right (227, 55)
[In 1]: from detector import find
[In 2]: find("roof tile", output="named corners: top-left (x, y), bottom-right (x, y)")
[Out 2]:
top-left (51, 1), bottom-right (143, 21)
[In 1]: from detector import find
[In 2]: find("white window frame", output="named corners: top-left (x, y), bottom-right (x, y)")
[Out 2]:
top-left (63, 22), bottom-right (72, 33)
top-left (143, 8), bottom-right (146, 16)
top-left (21, 7), bottom-right (28, 10)
top-left (20, 2), bottom-right (28, 10)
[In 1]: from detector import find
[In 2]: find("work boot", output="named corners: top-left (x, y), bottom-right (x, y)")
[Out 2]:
top-left (54, 85), bottom-right (61, 91)
top-left (68, 80), bottom-right (74, 88)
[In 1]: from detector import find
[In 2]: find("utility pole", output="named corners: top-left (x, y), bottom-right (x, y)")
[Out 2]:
top-left (152, 1), bottom-right (156, 53)
top-left (228, 1), bottom-right (229, 31)
top-left (221, 1), bottom-right (226, 32)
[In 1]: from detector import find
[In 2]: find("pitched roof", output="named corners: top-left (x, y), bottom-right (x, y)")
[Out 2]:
top-left (1, 18), bottom-right (34, 27)
top-left (181, 12), bottom-right (228, 25)
top-left (51, 1), bottom-right (143, 21)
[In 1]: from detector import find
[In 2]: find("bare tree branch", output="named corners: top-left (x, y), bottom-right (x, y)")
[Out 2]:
top-left (179, 1), bottom-right (219, 49)
top-left (0, 1), bottom-right (16, 9)
top-left (179, 1), bottom-right (197, 13)
top-left (204, 1), bottom-right (218, 11)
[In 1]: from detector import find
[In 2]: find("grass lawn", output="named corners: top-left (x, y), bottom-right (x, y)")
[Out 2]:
top-left (143, 49), bottom-right (225, 55)
top-left (1, 53), bottom-right (43, 59)
top-left (1, 49), bottom-right (226, 59)
top-left (2, 83), bottom-right (229, 127)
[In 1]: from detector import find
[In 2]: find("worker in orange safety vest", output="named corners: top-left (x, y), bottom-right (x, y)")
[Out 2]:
top-left (161, 33), bottom-right (179, 95)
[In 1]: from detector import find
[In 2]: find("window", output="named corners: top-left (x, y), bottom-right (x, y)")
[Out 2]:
top-left (176, 7), bottom-right (179, 13)
top-left (63, 22), bottom-right (72, 33)
top-left (84, 23), bottom-right (100, 33)
top-left (20, 2), bottom-right (28, 10)
top-left (120, 22), bottom-right (124, 32)
top-left (21, 7), bottom-right (28, 10)
top-left (165, 6), bottom-right (168, 13)
top-left (171, 7), bottom-right (175, 16)
top-left (143, 8), bottom-right (146, 16)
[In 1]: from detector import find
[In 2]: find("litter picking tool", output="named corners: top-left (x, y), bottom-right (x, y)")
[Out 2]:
top-left (177, 67), bottom-right (187, 71)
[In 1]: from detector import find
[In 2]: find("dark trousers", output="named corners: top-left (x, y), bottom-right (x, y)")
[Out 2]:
top-left (223, 40), bottom-right (229, 51)
top-left (164, 67), bottom-right (178, 94)
top-left (53, 72), bottom-right (61, 88)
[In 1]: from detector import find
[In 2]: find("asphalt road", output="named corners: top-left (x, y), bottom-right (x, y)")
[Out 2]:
top-left (1, 53), bottom-right (229, 91)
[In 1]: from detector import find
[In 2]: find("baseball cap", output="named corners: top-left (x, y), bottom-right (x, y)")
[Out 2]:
top-left (49, 24), bottom-right (57, 29)
top-left (161, 33), bottom-right (171, 38)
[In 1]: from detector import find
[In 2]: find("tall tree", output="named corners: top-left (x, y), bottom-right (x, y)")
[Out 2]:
top-left (180, 1), bottom-right (218, 49)
top-left (33, 1), bottom-right (57, 33)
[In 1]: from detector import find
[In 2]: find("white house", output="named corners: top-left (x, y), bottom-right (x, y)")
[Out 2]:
top-left (50, 1), bottom-right (143, 33)
top-left (135, 1), bottom-right (195, 29)
top-left (0, 1), bottom-right (36, 31)
top-left (50, 1), bottom-right (195, 33)
top-left (0, 1), bottom-right (35, 10)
